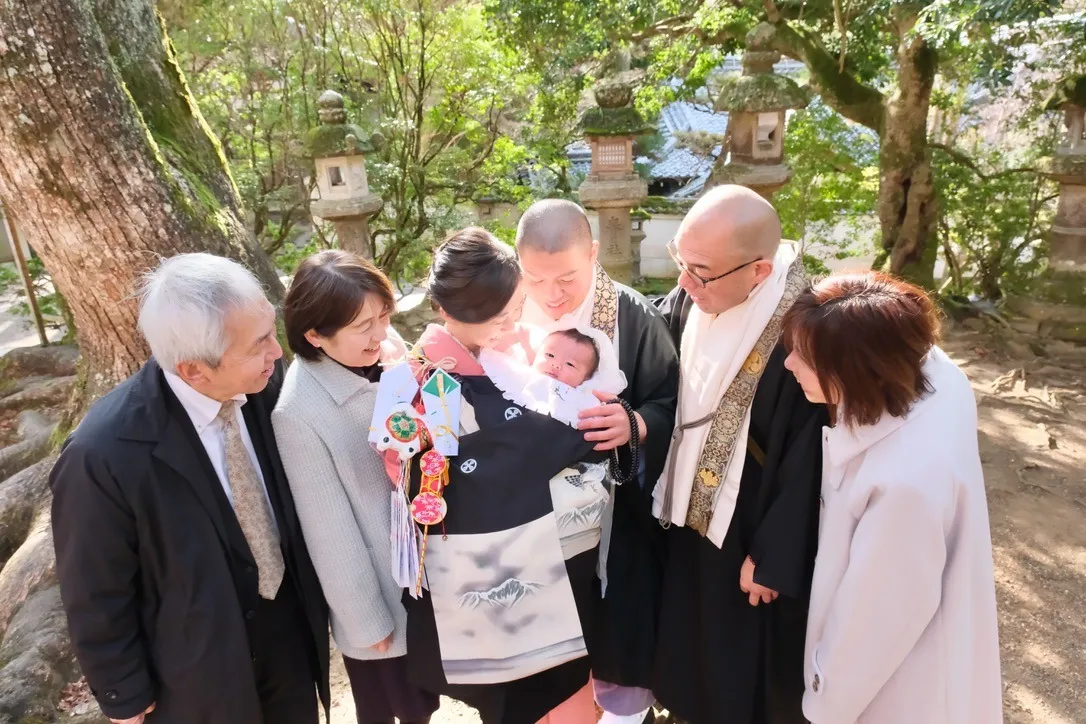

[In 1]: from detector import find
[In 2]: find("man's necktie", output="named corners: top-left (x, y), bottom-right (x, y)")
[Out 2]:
top-left (217, 403), bottom-right (285, 599)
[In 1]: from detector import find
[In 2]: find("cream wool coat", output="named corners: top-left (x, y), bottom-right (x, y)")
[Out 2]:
top-left (271, 335), bottom-right (408, 661)
top-left (803, 346), bottom-right (1003, 724)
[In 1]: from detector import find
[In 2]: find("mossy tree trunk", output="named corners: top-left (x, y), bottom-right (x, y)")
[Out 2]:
top-left (0, 2), bottom-right (284, 719)
top-left (767, 16), bottom-right (939, 288)
top-left (0, 0), bottom-right (284, 422)
top-left (872, 13), bottom-right (938, 289)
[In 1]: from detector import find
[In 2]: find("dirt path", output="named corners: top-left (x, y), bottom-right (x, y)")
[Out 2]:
top-left (942, 327), bottom-right (1086, 724)
top-left (328, 324), bottom-right (1086, 724)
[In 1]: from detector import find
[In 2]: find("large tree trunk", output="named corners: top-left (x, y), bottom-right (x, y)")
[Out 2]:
top-left (0, 2), bottom-right (283, 720)
top-left (874, 14), bottom-right (939, 288)
top-left (0, 0), bottom-right (284, 419)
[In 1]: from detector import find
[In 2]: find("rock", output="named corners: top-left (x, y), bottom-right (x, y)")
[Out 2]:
top-left (0, 427), bottom-right (56, 483)
top-left (0, 346), bottom-right (78, 380)
top-left (17, 410), bottom-right (54, 439)
top-left (0, 586), bottom-right (83, 723)
top-left (0, 376), bottom-right (76, 412)
top-left (0, 510), bottom-right (55, 637)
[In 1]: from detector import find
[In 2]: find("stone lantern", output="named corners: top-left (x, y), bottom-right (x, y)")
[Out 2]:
top-left (711, 23), bottom-right (811, 199)
top-left (1013, 75), bottom-right (1086, 343)
top-left (306, 90), bottom-right (383, 259)
top-left (577, 72), bottom-right (653, 284)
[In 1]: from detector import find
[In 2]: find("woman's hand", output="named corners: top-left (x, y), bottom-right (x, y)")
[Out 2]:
top-left (371, 633), bottom-right (393, 653)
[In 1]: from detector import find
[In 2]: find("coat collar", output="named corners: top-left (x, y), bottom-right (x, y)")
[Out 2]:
top-left (823, 347), bottom-right (952, 473)
top-left (299, 355), bottom-right (376, 406)
top-left (301, 332), bottom-right (409, 406)
top-left (162, 370), bottom-right (247, 433)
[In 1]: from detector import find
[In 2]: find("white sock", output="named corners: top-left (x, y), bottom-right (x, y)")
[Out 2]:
top-left (598, 708), bottom-right (652, 724)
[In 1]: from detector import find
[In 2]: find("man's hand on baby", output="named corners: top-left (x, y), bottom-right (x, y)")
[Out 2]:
top-left (578, 390), bottom-right (646, 451)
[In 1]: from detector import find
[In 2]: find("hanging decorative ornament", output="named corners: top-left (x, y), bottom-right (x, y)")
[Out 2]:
top-left (412, 449), bottom-right (450, 595)
top-left (374, 402), bottom-right (428, 462)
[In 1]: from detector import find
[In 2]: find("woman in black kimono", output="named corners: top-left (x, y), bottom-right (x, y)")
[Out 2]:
top-left (391, 228), bottom-right (624, 724)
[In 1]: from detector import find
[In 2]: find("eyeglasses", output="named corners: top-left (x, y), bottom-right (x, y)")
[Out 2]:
top-left (666, 239), bottom-right (761, 289)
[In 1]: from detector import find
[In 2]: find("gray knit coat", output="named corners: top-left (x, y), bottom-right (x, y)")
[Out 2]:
top-left (272, 355), bottom-right (406, 660)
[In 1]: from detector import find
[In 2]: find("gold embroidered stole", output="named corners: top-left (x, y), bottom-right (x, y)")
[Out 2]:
top-left (589, 263), bottom-right (618, 342)
top-left (684, 258), bottom-right (807, 535)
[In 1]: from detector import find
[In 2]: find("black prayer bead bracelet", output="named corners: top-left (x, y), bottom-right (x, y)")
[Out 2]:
top-left (607, 397), bottom-right (641, 486)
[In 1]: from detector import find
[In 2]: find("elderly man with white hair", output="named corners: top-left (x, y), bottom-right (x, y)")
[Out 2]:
top-left (50, 254), bottom-right (329, 724)
top-left (650, 186), bottom-right (829, 724)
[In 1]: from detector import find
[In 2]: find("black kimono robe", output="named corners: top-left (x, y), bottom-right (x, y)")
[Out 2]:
top-left (651, 287), bottom-right (828, 724)
top-left (590, 284), bottom-right (679, 690)
top-left (404, 373), bottom-right (609, 724)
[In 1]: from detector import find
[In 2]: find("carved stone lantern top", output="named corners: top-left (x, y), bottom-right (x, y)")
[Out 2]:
top-left (306, 89), bottom-right (382, 158)
top-left (1044, 74), bottom-right (1086, 161)
top-left (714, 23), bottom-right (811, 114)
top-left (579, 71), bottom-right (656, 138)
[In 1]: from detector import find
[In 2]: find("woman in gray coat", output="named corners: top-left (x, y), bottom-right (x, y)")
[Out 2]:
top-left (272, 250), bottom-right (439, 724)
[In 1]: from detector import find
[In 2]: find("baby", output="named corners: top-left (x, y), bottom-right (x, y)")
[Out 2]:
top-left (532, 328), bottom-right (600, 389)
top-left (478, 323), bottom-right (625, 429)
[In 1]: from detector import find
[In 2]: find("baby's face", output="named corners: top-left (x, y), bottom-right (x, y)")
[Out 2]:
top-left (533, 334), bottom-right (596, 388)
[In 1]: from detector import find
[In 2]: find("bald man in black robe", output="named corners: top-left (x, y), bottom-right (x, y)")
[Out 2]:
top-left (650, 186), bottom-right (828, 724)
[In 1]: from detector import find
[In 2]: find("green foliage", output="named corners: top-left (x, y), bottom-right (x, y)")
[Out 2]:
top-left (274, 238), bottom-right (321, 275)
top-left (8, 256), bottom-right (66, 325)
top-left (802, 253), bottom-right (831, 277)
top-left (774, 99), bottom-right (879, 257)
top-left (480, 220), bottom-right (518, 246)
top-left (633, 276), bottom-right (676, 298)
top-left (933, 146), bottom-right (1055, 300)
top-left (166, 0), bottom-right (534, 282)
top-left (0, 263), bottom-right (18, 294)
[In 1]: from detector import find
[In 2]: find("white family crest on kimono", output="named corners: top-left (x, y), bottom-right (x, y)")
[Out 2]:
top-left (479, 322), bottom-right (627, 429)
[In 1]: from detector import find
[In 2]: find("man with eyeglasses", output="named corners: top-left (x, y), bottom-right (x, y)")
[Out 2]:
top-left (650, 185), bottom-right (829, 724)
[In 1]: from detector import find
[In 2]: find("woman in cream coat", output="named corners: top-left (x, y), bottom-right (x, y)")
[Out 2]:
top-left (780, 271), bottom-right (1002, 724)
top-left (272, 251), bottom-right (438, 724)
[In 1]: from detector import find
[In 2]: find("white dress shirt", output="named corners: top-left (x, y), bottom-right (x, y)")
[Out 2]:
top-left (163, 371), bottom-right (277, 522)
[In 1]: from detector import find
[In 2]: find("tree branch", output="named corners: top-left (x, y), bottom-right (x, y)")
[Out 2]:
top-left (930, 143), bottom-right (1043, 180)
top-left (768, 22), bottom-right (886, 134)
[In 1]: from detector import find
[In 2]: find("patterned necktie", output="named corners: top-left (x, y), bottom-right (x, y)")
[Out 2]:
top-left (216, 402), bottom-right (285, 599)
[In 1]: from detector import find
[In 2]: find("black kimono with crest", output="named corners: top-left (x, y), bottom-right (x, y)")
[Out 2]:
top-left (404, 373), bottom-right (609, 724)
top-left (591, 285), bottom-right (679, 691)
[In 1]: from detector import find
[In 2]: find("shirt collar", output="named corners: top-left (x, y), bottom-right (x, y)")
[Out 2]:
top-left (163, 370), bottom-right (247, 434)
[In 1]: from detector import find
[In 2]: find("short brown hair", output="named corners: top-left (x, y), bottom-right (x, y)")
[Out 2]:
top-left (548, 328), bottom-right (600, 378)
top-left (429, 227), bottom-right (520, 324)
top-left (284, 250), bottom-right (396, 361)
top-left (781, 271), bottom-right (941, 428)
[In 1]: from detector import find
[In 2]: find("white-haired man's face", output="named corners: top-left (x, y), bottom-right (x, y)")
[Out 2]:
top-left (177, 301), bottom-right (282, 401)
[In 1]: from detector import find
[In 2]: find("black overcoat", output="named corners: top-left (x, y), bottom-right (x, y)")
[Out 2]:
top-left (50, 358), bottom-right (330, 724)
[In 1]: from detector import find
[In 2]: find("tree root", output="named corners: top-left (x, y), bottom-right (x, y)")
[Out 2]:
top-left (0, 376), bottom-right (76, 412)
top-left (0, 426), bottom-right (57, 483)
top-left (0, 346), bottom-right (78, 379)
top-left (0, 455), bottom-right (83, 723)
